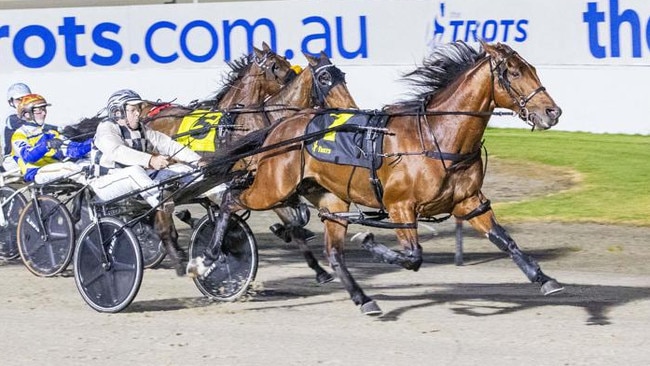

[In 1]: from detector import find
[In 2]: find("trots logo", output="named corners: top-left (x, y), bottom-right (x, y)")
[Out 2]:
top-left (430, 3), bottom-right (528, 49)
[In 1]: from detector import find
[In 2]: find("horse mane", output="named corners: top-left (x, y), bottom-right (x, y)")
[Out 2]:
top-left (209, 54), bottom-right (255, 106)
top-left (390, 41), bottom-right (485, 110)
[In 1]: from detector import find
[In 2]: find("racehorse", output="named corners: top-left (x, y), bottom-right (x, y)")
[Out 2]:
top-left (190, 41), bottom-right (563, 315)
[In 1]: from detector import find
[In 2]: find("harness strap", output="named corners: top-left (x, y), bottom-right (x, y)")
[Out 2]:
top-left (366, 118), bottom-right (386, 211)
top-left (424, 149), bottom-right (481, 164)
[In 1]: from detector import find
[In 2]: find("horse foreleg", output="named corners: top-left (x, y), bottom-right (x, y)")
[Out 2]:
top-left (272, 206), bottom-right (333, 284)
top-left (313, 192), bottom-right (381, 315)
top-left (186, 190), bottom-right (237, 278)
top-left (455, 201), bottom-right (564, 295)
top-left (324, 219), bottom-right (381, 316)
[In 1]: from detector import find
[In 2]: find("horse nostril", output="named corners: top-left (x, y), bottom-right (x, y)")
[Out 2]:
top-left (547, 106), bottom-right (562, 119)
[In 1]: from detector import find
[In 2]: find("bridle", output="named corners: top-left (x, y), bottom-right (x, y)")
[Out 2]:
top-left (254, 51), bottom-right (297, 86)
top-left (489, 50), bottom-right (546, 126)
top-left (310, 61), bottom-right (347, 107)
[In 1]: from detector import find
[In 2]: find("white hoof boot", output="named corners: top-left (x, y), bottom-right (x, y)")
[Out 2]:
top-left (186, 255), bottom-right (210, 278)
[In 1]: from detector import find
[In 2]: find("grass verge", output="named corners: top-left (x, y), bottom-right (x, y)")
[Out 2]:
top-left (484, 128), bottom-right (650, 226)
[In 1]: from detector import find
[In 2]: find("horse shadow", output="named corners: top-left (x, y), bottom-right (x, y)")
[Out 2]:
top-left (372, 282), bottom-right (650, 325)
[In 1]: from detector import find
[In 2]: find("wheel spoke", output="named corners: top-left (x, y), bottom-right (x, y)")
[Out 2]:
top-left (80, 267), bottom-right (106, 287)
top-left (81, 235), bottom-right (104, 262)
top-left (112, 260), bottom-right (136, 272)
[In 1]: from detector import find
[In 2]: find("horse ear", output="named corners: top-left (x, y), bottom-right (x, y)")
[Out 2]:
top-left (319, 51), bottom-right (330, 61)
top-left (481, 40), bottom-right (496, 57)
top-left (303, 52), bottom-right (319, 66)
top-left (262, 41), bottom-right (271, 52)
top-left (253, 46), bottom-right (264, 59)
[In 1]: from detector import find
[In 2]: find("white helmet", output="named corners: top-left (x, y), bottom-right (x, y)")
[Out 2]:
top-left (107, 89), bottom-right (143, 119)
top-left (7, 82), bottom-right (32, 108)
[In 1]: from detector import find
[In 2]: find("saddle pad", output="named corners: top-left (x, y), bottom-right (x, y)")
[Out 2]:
top-left (176, 110), bottom-right (225, 152)
top-left (305, 112), bottom-right (387, 169)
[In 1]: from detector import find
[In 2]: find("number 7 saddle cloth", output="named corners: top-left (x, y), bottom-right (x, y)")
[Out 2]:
top-left (305, 112), bottom-right (388, 170)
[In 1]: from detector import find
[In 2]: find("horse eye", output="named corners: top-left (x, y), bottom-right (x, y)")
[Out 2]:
top-left (318, 72), bottom-right (332, 85)
top-left (510, 70), bottom-right (521, 78)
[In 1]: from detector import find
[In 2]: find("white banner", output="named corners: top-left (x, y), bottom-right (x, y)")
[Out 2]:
top-left (1, 0), bottom-right (649, 134)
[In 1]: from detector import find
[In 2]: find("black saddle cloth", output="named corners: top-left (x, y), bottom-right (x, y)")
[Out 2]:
top-left (305, 112), bottom-right (387, 170)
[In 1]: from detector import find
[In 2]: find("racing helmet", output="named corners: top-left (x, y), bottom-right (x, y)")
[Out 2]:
top-left (17, 94), bottom-right (50, 123)
top-left (7, 83), bottom-right (32, 108)
top-left (107, 89), bottom-right (143, 119)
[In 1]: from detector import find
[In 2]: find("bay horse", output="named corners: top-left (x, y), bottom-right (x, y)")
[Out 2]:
top-left (190, 41), bottom-right (563, 315)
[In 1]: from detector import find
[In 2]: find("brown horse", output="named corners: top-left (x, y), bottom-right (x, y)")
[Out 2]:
top-left (61, 42), bottom-right (297, 144)
top-left (191, 41), bottom-right (563, 315)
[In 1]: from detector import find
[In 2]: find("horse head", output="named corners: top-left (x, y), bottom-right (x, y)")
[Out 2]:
top-left (251, 42), bottom-right (300, 97)
top-left (304, 51), bottom-right (358, 109)
top-left (482, 40), bottom-right (562, 130)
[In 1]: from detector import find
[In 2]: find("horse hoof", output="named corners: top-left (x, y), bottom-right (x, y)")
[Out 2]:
top-left (316, 272), bottom-right (334, 284)
top-left (541, 279), bottom-right (564, 295)
top-left (360, 300), bottom-right (382, 316)
top-left (186, 256), bottom-right (209, 279)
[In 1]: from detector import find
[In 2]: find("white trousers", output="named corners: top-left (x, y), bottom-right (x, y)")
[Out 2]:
top-left (34, 161), bottom-right (86, 185)
top-left (89, 164), bottom-right (196, 208)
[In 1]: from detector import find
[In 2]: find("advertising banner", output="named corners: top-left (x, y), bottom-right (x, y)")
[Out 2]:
top-left (1, 0), bottom-right (649, 134)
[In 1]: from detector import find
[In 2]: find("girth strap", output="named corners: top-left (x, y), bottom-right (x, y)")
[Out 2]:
top-left (456, 199), bottom-right (492, 221)
top-left (424, 148), bottom-right (482, 167)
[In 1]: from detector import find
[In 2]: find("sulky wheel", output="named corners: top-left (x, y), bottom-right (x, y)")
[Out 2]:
top-left (73, 216), bottom-right (143, 313)
top-left (189, 212), bottom-right (258, 301)
top-left (17, 194), bottom-right (74, 276)
top-left (0, 186), bottom-right (27, 260)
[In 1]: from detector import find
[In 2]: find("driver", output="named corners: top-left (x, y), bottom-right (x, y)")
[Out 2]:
top-left (89, 89), bottom-right (202, 276)
top-left (10, 93), bottom-right (91, 184)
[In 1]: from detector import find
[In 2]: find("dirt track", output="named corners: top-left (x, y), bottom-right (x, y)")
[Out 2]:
top-left (1, 159), bottom-right (649, 365)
